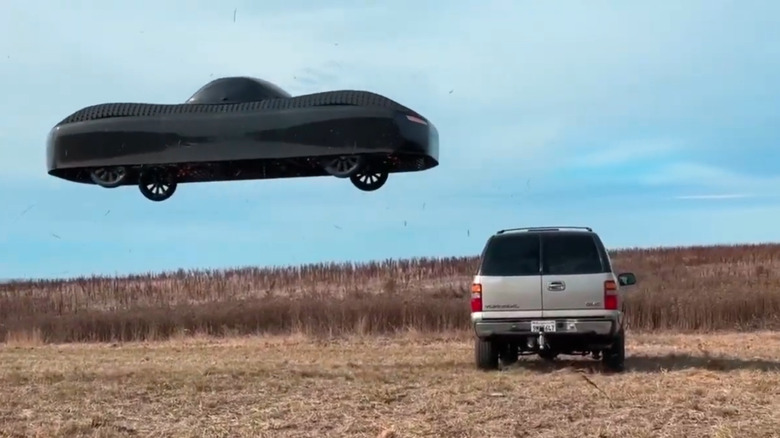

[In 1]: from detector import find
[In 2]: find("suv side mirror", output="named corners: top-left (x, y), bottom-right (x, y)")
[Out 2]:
top-left (617, 272), bottom-right (636, 286)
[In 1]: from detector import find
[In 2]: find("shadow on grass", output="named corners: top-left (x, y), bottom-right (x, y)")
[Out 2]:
top-left (506, 353), bottom-right (780, 374)
top-left (627, 353), bottom-right (780, 372)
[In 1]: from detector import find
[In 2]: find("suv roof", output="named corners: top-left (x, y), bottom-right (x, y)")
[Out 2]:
top-left (495, 226), bottom-right (593, 235)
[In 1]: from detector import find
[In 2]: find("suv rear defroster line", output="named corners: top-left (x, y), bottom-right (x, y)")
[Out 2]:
top-left (469, 226), bottom-right (637, 372)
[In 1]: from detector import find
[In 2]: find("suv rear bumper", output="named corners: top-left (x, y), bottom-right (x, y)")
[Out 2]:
top-left (474, 318), bottom-right (618, 338)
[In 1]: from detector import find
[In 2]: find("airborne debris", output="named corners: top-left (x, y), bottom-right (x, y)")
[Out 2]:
top-left (19, 204), bottom-right (34, 217)
top-left (579, 373), bottom-right (613, 407)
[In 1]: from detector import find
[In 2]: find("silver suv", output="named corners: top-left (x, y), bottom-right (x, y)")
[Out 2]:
top-left (470, 226), bottom-right (637, 372)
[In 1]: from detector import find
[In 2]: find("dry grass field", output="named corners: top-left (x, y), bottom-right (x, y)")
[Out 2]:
top-left (2, 244), bottom-right (780, 437)
top-left (1, 331), bottom-right (779, 437)
top-left (2, 244), bottom-right (780, 342)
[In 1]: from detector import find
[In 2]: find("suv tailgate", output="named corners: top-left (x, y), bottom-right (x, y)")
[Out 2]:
top-left (540, 232), bottom-right (616, 318)
top-left (476, 232), bottom-right (543, 318)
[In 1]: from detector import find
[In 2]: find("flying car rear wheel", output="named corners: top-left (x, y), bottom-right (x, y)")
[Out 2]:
top-left (138, 167), bottom-right (178, 202)
top-left (350, 169), bottom-right (388, 192)
top-left (322, 155), bottom-right (365, 178)
top-left (90, 166), bottom-right (128, 188)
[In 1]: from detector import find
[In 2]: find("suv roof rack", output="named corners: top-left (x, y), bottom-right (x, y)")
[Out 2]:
top-left (496, 226), bottom-right (593, 234)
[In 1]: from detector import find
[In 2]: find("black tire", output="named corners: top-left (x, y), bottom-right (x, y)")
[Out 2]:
top-left (89, 166), bottom-right (128, 188)
top-left (321, 155), bottom-right (365, 178)
top-left (475, 338), bottom-right (500, 371)
top-left (500, 343), bottom-right (519, 366)
top-left (350, 169), bottom-right (388, 192)
top-left (602, 329), bottom-right (626, 372)
top-left (138, 167), bottom-right (178, 202)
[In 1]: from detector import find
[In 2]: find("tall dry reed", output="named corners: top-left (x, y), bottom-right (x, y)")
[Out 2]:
top-left (2, 245), bottom-right (779, 343)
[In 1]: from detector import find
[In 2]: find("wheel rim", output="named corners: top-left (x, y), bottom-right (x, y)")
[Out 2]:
top-left (139, 168), bottom-right (177, 201)
top-left (350, 170), bottom-right (388, 191)
top-left (323, 155), bottom-right (363, 178)
top-left (145, 181), bottom-right (172, 198)
top-left (356, 173), bottom-right (381, 186)
top-left (91, 166), bottom-right (127, 187)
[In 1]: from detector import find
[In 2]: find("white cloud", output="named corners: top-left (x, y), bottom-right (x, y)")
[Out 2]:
top-left (5, 1), bottom-right (764, 107)
top-left (444, 118), bottom-right (566, 174)
top-left (640, 163), bottom-right (747, 187)
top-left (673, 194), bottom-right (756, 200)
top-left (572, 138), bottom-right (683, 168)
top-left (638, 162), bottom-right (780, 195)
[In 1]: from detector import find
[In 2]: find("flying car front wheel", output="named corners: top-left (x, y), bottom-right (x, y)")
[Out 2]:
top-left (89, 166), bottom-right (128, 188)
top-left (321, 155), bottom-right (365, 178)
top-left (350, 169), bottom-right (388, 192)
top-left (138, 167), bottom-right (178, 202)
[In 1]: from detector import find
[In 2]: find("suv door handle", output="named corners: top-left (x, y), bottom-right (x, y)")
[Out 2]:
top-left (547, 281), bottom-right (566, 291)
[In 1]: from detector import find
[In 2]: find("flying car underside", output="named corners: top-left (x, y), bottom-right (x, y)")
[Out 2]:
top-left (46, 78), bottom-right (439, 201)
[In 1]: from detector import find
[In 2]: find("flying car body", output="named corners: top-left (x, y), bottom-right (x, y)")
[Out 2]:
top-left (46, 76), bottom-right (439, 201)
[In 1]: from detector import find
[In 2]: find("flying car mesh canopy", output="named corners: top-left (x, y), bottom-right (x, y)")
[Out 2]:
top-left (56, 91), bottom-right (419, 125)
top-left (185, 77), bottom-right (292, 104)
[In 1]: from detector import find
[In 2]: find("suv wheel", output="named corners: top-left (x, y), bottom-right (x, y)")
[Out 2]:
top-left (475, 338), bottom-right (500, 370)
top-left (602, 329), bottom-right (626, 372)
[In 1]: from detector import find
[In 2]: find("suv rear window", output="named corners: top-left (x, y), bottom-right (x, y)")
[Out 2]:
top-left (542, 233), bottom-right (605, 275)
top-left (480, 234), bottom-right (540, 276)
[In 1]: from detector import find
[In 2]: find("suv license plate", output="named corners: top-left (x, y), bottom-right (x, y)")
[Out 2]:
top-left (531, 321), bottom-right (556, 332)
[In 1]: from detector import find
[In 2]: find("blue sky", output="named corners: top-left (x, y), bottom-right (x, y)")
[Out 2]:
top-left (2, 0), bottom-right (780, 279)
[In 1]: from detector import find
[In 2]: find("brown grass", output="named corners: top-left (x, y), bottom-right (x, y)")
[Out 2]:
top-left (2, 244), bottom-right (780, 343)
top-left (1, 332), bottom-right (779, 437)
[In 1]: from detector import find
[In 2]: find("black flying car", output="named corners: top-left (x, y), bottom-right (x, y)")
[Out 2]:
top-left (45, 76), bottom-right (439, 202)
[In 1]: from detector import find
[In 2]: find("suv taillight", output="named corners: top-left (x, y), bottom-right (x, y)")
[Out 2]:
top-left (471, 283), bottom-right (482, 312)
top-left (604, 279), bottom-right (618, 310)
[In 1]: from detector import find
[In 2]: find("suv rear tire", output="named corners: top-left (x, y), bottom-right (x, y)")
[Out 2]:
top-left (602, 329), bottom-right (626, 372)
top-left (475, 338), bottom-right (500, 370)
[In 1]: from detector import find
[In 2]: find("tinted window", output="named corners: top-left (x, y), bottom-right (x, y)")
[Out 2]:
top-left (480, 234), bottom-right (540, 276)
top-left (542, 234), bottom-right (605, 275)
